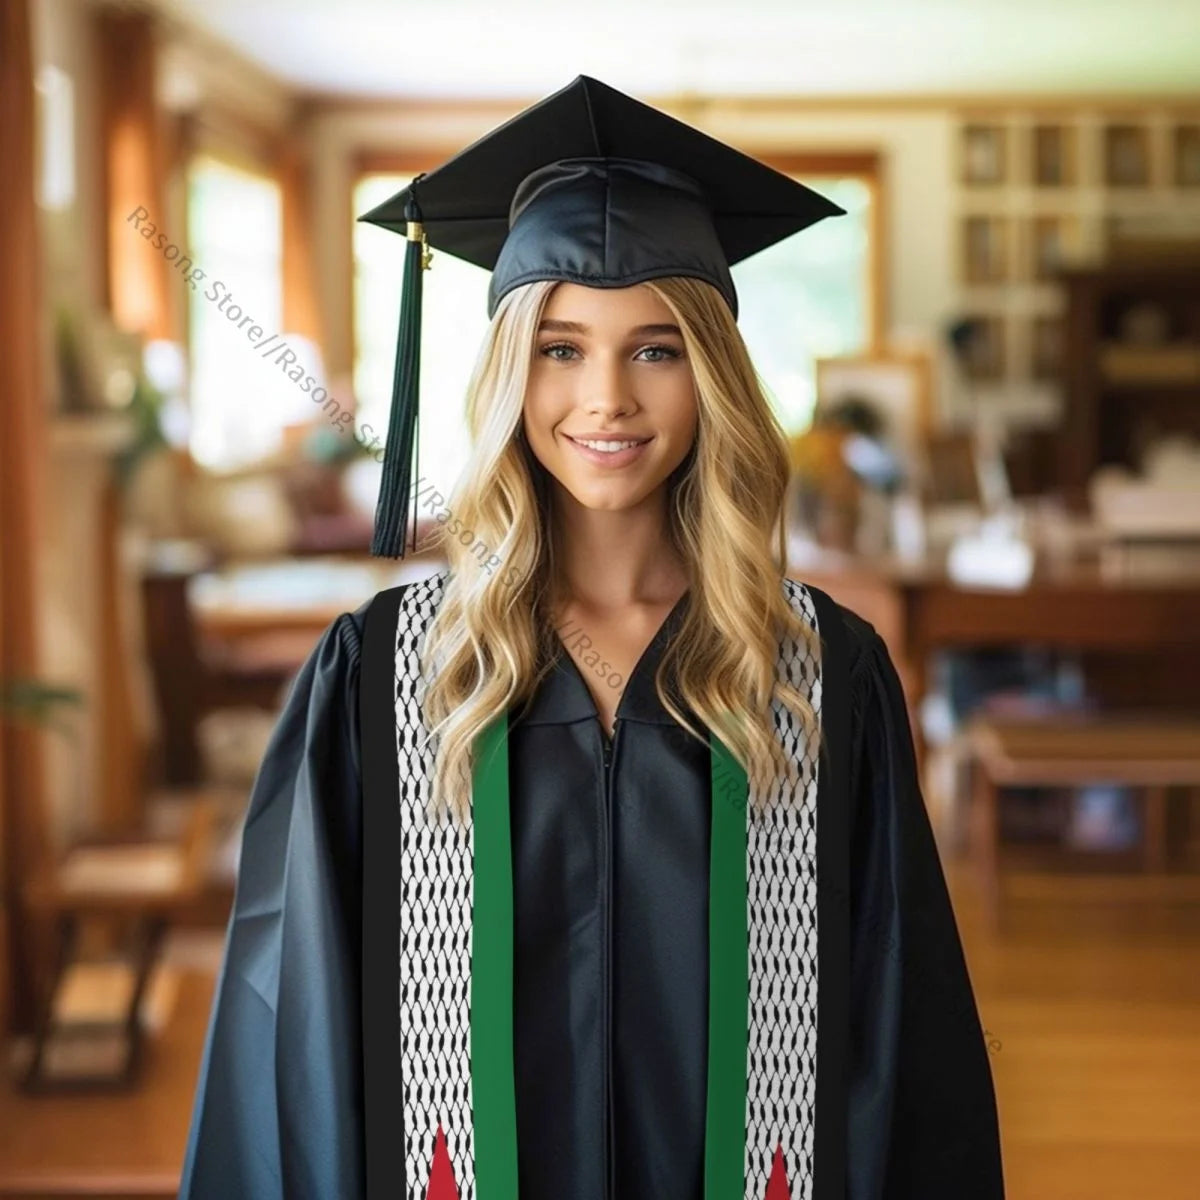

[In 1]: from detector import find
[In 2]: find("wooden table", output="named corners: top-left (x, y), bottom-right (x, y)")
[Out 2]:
top-left (793, 546), bottom-right (1200, 763)
top-left (966, 713), bottom-right (1200, 927)
top-left (188, 544), bottom-right (1200, 767)
top-left (190, 553), bottom-right (446, 640)
top-left (141, 547), bottom-right (446, 786)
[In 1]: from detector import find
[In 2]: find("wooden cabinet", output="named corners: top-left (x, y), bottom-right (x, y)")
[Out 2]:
top-left (1059, 260), bottom-right (1200, 505)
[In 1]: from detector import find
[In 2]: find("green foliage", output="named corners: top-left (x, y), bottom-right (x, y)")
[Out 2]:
top-left (0, 678), bottom-right (85, 739)
top-left (114, 373), bottom-right (169, 488)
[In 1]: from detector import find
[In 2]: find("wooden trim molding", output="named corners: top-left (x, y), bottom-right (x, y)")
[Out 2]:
top-left (318, 89), bottom-right (1200, 118)
top-left (95, 5), bottom-right (173, 340)
top-left (353, 149), bottom-right (446, 178)
top-left (0, 0), bottom-right (52, 1037)
top-left (279, 133), bottom-right (325, 347)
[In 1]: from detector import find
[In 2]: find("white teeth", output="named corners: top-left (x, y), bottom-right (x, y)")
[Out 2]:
top-left (573, 438), bottom-right (645, 452)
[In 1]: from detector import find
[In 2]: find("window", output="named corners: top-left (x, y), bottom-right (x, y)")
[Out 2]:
top-left (186, 155), bottom-right (284, 470)
top-left (732, 175), bottom-right (873, 434)
top-left (352, 170), bottom-right (872, 485)
top-left (35, 65), bottom-right (75, 212)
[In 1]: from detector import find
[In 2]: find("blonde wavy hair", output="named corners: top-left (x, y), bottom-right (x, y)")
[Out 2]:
top-left (416, 275), bottom-right (822, 825)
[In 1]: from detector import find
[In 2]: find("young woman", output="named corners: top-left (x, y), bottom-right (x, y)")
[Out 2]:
top-left (179, 76), bottom-right (1004, 1200)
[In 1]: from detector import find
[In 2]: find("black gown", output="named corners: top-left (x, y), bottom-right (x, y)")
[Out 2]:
top-left (177, 583), bottom-right (1005, 1199)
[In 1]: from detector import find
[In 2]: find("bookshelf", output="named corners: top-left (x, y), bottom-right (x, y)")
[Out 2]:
top-left (952, 104), bottom-right (1200, 448)
top-left (1058, 259), bottom-right (1200, 505)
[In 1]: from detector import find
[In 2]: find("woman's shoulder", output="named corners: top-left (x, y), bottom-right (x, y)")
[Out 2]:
top-left (343, 566), bottom-right (452, 643)
top-left (782, 574), bottom-right (885, 683)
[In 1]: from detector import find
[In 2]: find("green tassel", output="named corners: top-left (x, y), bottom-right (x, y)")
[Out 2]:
top-left (371, 178), bottom-right (430, 558)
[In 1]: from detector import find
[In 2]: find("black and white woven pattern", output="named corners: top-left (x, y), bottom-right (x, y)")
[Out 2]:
top-left (393, 569), bottom-right (478, 1198)
top-left (744, 578), bottom-right (822, 1198)
top-left (392, 570), bottom-right (823, 1199)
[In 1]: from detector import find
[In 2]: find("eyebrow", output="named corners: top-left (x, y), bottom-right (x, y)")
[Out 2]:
top-left (537, 319), bottom-right (683, 337)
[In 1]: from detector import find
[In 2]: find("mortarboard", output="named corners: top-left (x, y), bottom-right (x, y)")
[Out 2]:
top-left (356, 73), bottom-right (847, 558)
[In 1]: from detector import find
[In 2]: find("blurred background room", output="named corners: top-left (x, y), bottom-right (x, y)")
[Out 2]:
top-left (1, 0), bottom-right (1199, 1196)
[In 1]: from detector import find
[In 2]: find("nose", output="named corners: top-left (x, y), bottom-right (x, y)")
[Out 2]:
top-left (581, 353), bottom-right (635, 419)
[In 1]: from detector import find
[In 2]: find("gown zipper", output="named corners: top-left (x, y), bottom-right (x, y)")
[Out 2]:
top-left (601, 720), bottom-right (616, 1200)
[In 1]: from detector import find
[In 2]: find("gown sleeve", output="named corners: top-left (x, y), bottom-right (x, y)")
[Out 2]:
top-left (843, 616), bottom-right (1006, 1199)
top-left (177, 603), bottom-right (370, 1200)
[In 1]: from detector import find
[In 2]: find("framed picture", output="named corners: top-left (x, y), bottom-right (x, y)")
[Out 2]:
top-left (814, 352), bottom-right (934, 482)
top-left (1174, 124), bottom-right (1200, 187)
top-left (962, 124), bottom-right (1007, 186)
top-left (962, 216), bottom-right (1009, 284)
top-left (1030, 215), bottom-right (1079, 281)
top-left (1104, 123), bottom-right (1150, 187)
top-left (925, 431), bottom-right (984, 506)
top-left (1031, 316), bottom-right (1064, 381)
top-left (955, 315), bottom-right (1007, 381)
top-left (1032, 124), bottom-right (1077, 187)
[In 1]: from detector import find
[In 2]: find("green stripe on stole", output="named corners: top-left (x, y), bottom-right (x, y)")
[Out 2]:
top-left (471, 714), bottom-right (519, 1197)
top-left (706, 725), bottom-right (750, 1195)
top-left (469, 714), bottom-right (750, 1198)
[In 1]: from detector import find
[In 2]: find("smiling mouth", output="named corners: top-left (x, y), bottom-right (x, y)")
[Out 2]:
top-left (565, 435), bottom-right (652, 452)
top-left (564, 433), bottom-right (654, 467)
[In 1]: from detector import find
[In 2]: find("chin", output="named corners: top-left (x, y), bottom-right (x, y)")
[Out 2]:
top-left (534, 440), bottom-right (687, 511)
top-left (557, 476), bottom-right (665, 513)
top-left (573, 494), bottom-right (642, 513)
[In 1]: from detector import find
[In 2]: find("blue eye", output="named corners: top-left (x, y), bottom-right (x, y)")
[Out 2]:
top-left (637, 344), bottom-right (682, 363)
top-left (538, 341), bottom-right (683, 363)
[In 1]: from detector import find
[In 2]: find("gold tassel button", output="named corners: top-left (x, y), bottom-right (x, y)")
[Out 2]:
top-left (406, 220), bottom-right (433, 270)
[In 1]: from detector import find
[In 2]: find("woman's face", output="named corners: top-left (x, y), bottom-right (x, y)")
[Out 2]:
top-left (522, 282), bottom-right (698, 514)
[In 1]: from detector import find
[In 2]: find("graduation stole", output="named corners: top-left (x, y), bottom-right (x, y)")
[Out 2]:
top-left (361, 569), bottom-right (852, 1200)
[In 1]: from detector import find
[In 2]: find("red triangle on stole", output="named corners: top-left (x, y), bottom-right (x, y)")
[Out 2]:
top-left (764, 1140), bottom-right (792, 1200)
top-left (425, 1123), bottom-right (460, 1200)
top-left (425, 1121), bottom-right (791, 1200)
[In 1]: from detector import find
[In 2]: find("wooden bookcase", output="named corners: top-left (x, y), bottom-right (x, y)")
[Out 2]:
top-left (1058, 258), bottom-right (1200, 506)
top-left (952, 103), bottom-right (1200, 461)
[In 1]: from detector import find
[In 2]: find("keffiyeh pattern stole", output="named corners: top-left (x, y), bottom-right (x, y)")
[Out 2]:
top-left (392, 569), bottom-right (822, 1200)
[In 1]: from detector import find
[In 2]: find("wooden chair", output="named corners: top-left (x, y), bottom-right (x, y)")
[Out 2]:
top-left (18, 795), bottom-right (220, 1091)
top-left (140, 542), bottom-right (313, 786)
top-left (966, 712), bottom-right (1200, 930)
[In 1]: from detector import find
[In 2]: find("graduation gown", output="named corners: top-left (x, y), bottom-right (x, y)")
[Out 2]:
top-left (177, 581), bottom-right (1004, 1200)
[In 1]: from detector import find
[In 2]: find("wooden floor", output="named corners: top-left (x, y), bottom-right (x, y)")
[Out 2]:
top-left (0, 862), bottom-right (1198, 1198)
top-left (947, 860), bottom-right (1200, 1200)
top-left (0, 946), bottom-right (213, 1199)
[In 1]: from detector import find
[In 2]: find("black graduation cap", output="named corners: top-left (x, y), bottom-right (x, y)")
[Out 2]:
top-left (356, 73), bottom-right (846, 558)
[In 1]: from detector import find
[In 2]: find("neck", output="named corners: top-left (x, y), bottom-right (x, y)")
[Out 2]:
top-left (548, 484), bottom-right (688, 610)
